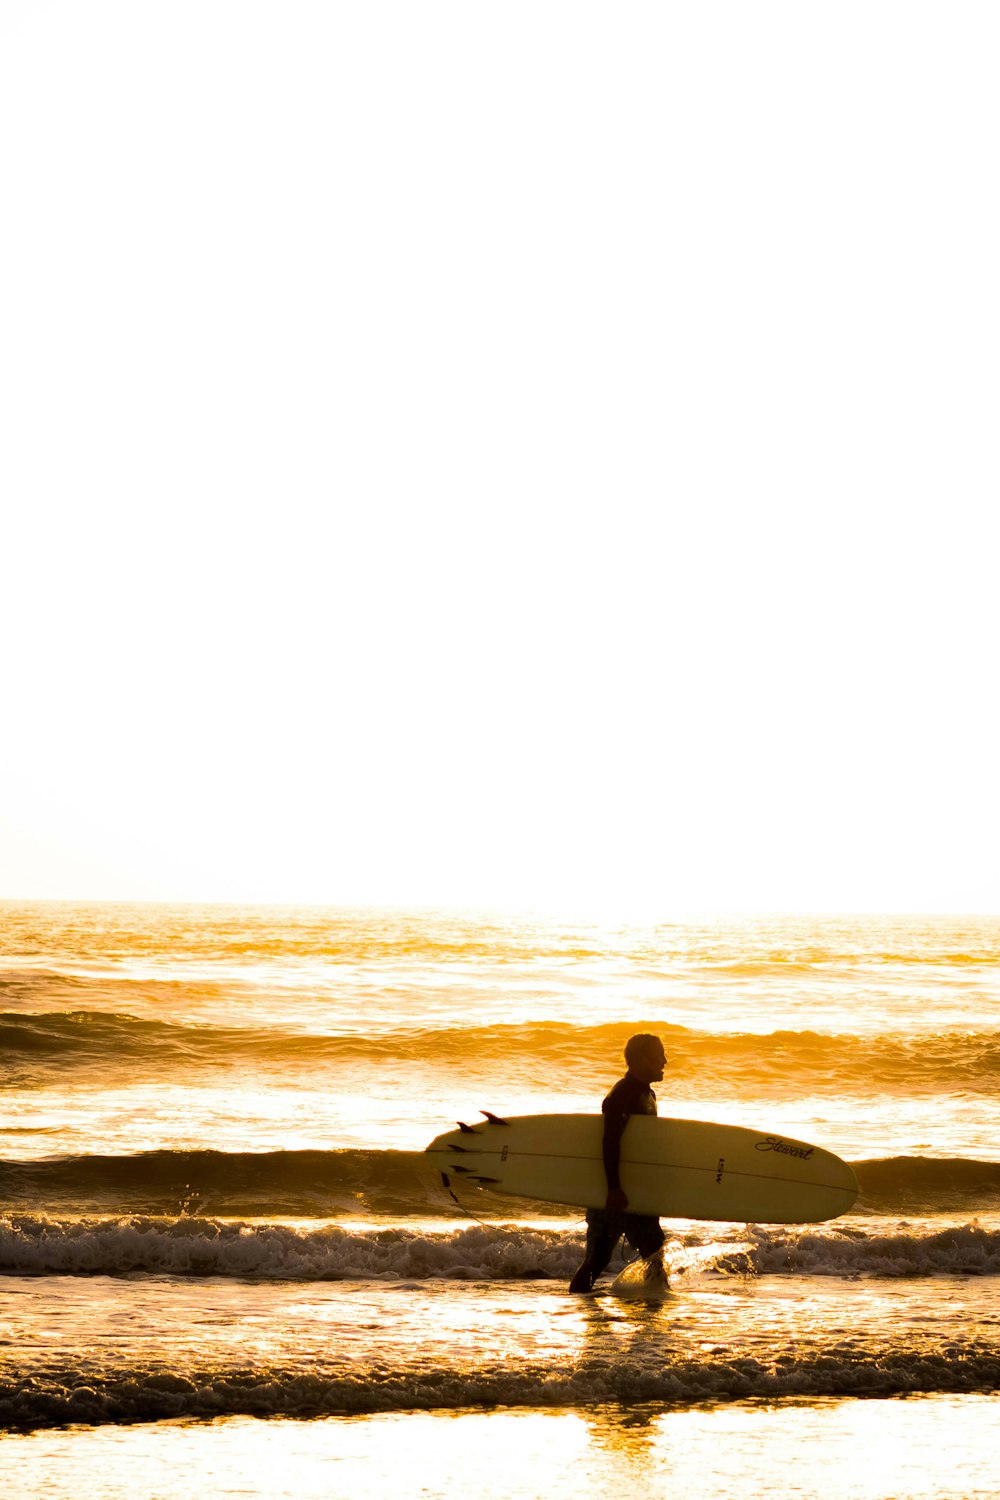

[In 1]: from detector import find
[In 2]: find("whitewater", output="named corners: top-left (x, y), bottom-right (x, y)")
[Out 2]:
top-left (2, 903), bottom-right (999, 1498)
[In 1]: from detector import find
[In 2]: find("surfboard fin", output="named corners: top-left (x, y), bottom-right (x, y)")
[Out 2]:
top-left (470, 1175), bottom-right (501, 1185)
top-left (480, 1110), bottom-right (510, 1125)
top-left (456, 1121), bottom-right (481, 1134)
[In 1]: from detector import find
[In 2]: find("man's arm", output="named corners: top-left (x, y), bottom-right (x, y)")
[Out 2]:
top-left (601, 1108), bottom-right (629, 1212)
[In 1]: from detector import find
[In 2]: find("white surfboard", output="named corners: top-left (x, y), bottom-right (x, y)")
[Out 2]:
top-left (426, 1112), bottom-right (858, 1223)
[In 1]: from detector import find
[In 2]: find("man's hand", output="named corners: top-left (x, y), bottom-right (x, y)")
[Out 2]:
top-left (605, 1187), bottom-right (628, 1213)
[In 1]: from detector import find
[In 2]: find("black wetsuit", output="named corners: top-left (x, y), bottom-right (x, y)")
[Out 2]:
top-left (583, 1072), bottom-right (666, 1275)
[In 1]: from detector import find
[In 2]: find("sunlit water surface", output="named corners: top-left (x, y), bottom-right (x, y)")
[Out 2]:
top-left (2, 905), bottom-right (999, 1496)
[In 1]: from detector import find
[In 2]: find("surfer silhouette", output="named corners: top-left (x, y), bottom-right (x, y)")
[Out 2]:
top-left (569, 1033), bottom-right (668, 1293)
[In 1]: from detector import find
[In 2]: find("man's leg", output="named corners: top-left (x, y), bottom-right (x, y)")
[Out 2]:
top-left (569, 1209), bottom-right (623, 1292)
top-left (623, 1214), bottom-right (667, 1268)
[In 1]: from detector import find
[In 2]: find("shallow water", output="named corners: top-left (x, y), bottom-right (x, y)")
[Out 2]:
top-left (4, 1399), bottom-right (1000, 1500)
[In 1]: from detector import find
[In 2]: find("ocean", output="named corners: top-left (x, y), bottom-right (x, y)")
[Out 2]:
top-left (1, 903), bottom-right (999, 1498)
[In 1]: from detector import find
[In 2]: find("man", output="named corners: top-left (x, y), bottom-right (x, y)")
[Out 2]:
top-left (569, 1032), bottom-right (668, 1293)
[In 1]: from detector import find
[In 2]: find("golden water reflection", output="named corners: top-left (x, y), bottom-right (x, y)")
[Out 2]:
top-left (3, 1396), bottom-right (999, 1499)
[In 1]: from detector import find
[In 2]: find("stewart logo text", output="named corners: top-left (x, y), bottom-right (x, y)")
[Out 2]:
top-left (754, 1135), bottom-right (814, 1160)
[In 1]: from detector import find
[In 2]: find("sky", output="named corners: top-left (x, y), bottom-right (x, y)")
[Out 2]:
top-left (1, 1), bottom-right (997, 916)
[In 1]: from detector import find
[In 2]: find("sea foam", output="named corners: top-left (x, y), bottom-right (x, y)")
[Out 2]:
top-left (3, 1215), bottom-right (1000, 1282)
top-left (4, 1342), bottom-right (1000, 1430)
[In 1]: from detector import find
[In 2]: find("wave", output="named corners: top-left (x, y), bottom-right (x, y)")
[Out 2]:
top-left (4, 1011), bottom-right (1000, 1095)
top-left (0, 1218), bottom-right (580, 1280)
top-left (731, 1222), bottom-right (1000, 1278)
top-left (3, 1215), bottom-right (1000, 1282)
top-left (2, 1148), bottom-right (999, 1218)
top-left (855, 1156), bottom-right (1000, 1213)
top-left (4, 1336), bottom-right (1000, 1431)
top-left (0, 1149), bottom-right (446, 1218)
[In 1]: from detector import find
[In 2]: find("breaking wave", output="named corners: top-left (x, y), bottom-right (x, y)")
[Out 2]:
top-left (0, 1217), bottom-right (582, 1281)
top-left (3, 1215), bottom-right (1000, 1282)
top-left (4, 1341), bottom-right (1000, 1430)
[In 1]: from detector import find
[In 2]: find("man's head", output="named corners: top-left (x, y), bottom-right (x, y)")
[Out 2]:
top-left (624, 1033), bottom-right (666, 1084)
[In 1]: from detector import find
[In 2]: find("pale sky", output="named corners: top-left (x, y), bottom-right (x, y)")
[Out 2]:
top-left (1, 2), bottom-right (997, 915)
